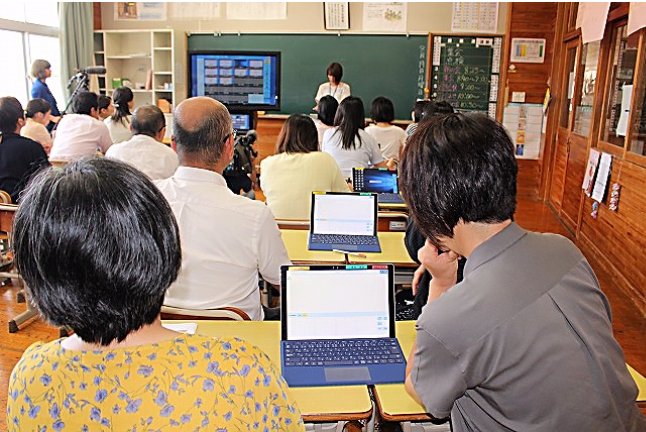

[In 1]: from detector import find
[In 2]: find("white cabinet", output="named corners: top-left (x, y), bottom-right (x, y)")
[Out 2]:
top-left (94, 29), bottom-right (175, 112)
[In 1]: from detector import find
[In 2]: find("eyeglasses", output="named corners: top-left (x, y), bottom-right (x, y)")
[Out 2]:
top-left (225, 129), bottom-right (237, 143)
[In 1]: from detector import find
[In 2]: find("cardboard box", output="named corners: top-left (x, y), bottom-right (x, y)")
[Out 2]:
top-left (157, 99), bottom-right (171, 113)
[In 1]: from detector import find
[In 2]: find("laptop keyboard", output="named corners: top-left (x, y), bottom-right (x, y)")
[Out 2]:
top-left (310, 234), bottom-right (379, 245)
top-left (377, 193), bottom-right (404, 203)
top-left (283, 339), bottom-right (404, 367)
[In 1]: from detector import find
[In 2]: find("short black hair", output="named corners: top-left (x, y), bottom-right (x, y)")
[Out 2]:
top-left (13, 158), bottom-right (182, 345)
top-left (0, 96), bottom-right (24, 134)
top-left (131, 104), bottom-right (165, 138)
top-left (412, 100), bottom-right (429, 123)
top-left (97, 95), bottom-right (112, 112)
top-left (327, 62), bottom-right (343, 84)
top-left (371, 96), bottom-right (395, 123)
top-left (275, 114), bottom-right (318, 154)
top-left (420, 100), bottom-right (455, 123)
top-left (400, 113), bottom-right (517, 245)
top-left (317, 96), bottom-right (338, 126)
top-left (25, 98), bottom-right (51, 119)
top-left (434, 101), bottom-right (454, 115)
top-left (72, 91), bottom-right (99, 116)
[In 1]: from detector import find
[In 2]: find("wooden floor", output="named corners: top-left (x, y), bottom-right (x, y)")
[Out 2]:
top-left (0, 196), bottom-right (644, 429)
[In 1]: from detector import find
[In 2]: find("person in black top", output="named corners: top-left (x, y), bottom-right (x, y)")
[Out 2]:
top-left (0, 97), bottom-right (50, 203)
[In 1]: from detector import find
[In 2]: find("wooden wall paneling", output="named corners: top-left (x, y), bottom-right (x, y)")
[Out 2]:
top-left (578, 158), bottom-right (646, 314)
top-left (516, 159), bottom-right (540, 197)
top-left (559, 132), bottom-right (587, 232)
top-left (93, 2), bottom-right (102, 30)
top-left (549, 128), bottom-right (568, 211)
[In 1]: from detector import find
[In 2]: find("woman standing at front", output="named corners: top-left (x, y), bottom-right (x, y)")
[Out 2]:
top-left (314, 62), bottom-right (351, 108)
top-left (30, 59), bottom-right (61, 130)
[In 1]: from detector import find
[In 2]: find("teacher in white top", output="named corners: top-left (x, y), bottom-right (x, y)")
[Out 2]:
top-left (315, 62), bottom-right (351, 108)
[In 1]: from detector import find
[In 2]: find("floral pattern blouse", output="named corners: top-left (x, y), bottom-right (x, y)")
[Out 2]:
top-left (7, 334), bottom-right (304, 431)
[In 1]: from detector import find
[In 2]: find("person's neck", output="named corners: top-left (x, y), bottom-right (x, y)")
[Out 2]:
top-left (375, 122), bottom-right (391, 128)
top-left (180, 160), bottom-right (226, 175)
top-left (454, 219), bottom-right (512, 258)
top-left (61, 316), bottom-right (179, 352)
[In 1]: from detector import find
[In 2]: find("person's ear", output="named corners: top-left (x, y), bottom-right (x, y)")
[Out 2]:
top-left (226, 134), bottom-right (235, 160)
top-left (90, 107), bottom-right (99, 119)
top-left (157, 126), bottom-right (166, 142)
top-left (171, 135), bottom-right (177, 152)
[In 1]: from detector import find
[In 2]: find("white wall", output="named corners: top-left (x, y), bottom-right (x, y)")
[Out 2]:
top-left (101, 2), bottom-right (509, 103)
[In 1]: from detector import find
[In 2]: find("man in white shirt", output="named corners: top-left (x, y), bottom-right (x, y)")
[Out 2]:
top-left (105, 105), bottom-right (178, 180)
top-left (155, 97), bottom-right (290, 320)
top-left (50, 92), bottom-right (113, 160)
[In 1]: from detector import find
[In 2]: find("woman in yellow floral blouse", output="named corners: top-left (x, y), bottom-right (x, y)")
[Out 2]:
top-left (7, 158), bottom-right (304, 431)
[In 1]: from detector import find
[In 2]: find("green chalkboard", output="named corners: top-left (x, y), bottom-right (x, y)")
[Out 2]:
top-left (187, 34), bottom-right (428, 120)
top-left (430, 35), bottom-right (502, 117)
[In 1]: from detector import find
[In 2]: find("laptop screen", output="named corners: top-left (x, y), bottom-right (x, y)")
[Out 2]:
top-left (310, 192), bottom-right (377, 236)
top-left (281, 265), bottom-right (394, 340)
top-left (353, 168), bottom-right (399, 194)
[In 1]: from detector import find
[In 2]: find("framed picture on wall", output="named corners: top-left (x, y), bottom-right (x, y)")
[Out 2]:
top-left (324, 2), bottom-right (350, 30)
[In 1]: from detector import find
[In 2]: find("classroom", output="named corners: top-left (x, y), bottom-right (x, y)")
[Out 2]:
top-left (0, 2), bottom-right (645, 431)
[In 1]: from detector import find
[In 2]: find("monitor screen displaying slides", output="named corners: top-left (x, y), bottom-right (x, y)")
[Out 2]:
top-left (189, 51), bottom-right (280, 110)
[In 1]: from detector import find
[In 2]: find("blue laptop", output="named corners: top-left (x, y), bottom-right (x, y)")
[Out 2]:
top-left (352, 167), bottom-right (405, 205)
top-left (308, 192), bottom-right (381, 253)
top-left (280, 264), bottom-right (406, 387)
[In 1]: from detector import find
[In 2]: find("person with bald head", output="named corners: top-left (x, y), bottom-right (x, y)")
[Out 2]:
top-left (155, 97), bottom-right (289, 320)
top-left (105, 104), bottom-right (178, 180)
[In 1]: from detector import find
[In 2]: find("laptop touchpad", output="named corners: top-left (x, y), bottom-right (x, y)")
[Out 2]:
top-left (333, 244), bottom-right (358, 251)
top-left (325, 367), bottom-right (371, 382)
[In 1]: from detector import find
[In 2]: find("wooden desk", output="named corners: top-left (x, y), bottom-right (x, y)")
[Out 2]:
top-left (349, 232), bottom-right (416, 266)
top-left (171, 321), bottom-right (373, 423)
top-left (374, 322), bottom-right (646, 424)
top-left (280, 229), bottom-right (346, 263)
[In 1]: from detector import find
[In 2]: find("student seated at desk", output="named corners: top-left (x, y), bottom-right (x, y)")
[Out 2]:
top-left (155, 97), bottom-right (290, 321)
top-left (261, 114), bottom-right (349, 220)
top-left (104, 86), bottom-right (134, 144)
top-left (97, 94), bottom-right (115, 120)
top-left (405, 100), bottom-right (430, 136)
top-left (365, 96), bottom-right (407, 164)
top-left (322, 96), bottom-right (388, 178)
top-left (7, 158), bottom-right (304, 431)
top-left (21, 98), bottom-right (53, 154)
top-left (400, 114), bottom-right (644, 431)
top-left (314, 95), bottom-right (338, 147)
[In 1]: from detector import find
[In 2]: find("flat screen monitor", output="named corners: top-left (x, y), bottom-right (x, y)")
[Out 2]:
top-left (231, 113), bottom-right (251, 131)
top-left (188, 51), bottom-right (281, 111)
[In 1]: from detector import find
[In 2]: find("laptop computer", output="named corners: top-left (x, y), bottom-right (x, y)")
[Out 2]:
top-left (280, 264), bottom-right (406, 387)
top-left (308, 192), bottom-right (381, 253)
top-left (352, 167), bottom-right (405, 205)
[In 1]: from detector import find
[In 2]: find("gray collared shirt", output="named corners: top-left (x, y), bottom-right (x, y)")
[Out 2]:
top-left (411, 223), bottom-right (643, 431)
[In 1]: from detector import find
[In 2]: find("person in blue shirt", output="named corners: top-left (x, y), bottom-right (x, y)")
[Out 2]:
top-left (30, 59), bottom-right (61, 131)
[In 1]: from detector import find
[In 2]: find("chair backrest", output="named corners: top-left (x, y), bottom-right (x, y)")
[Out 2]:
top-left (275, 219), bottom-right (310, 230)
top-left (160, 305), bottom-right (251, 321)
top-left (0, 190), bottom-right (11, 204)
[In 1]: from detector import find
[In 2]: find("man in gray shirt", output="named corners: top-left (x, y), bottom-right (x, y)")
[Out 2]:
top-left (399, 113), bottom-right (644, 431)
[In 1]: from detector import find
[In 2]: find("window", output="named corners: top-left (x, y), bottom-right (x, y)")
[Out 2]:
top-left (629, 31), bottom-right (646, 157)
top-left (601, 24), bottom-right (639, 148)
top-left (0, 2), bottom-right (62, 107)
top-left (573, 41), bottom-right (600, 137)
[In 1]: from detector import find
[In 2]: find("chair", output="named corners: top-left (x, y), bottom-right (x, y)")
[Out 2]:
top-left (377, 211), bottom-right (409, 232)
top-left (275, 218), bottom-right (310, 230)
top-left (0, 190), bottom-right (12, 204)
top-left (160, 305), bottom-right (251, 321)
top-left (0, 204), bottom-right (41, 333)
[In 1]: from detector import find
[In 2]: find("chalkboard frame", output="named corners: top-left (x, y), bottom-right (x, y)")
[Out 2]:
top-left (429, 33), bottom-right (504, 119)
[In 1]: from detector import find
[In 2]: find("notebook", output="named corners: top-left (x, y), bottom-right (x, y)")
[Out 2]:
top-left (280, 264), bottom-right (406, 387)
top-left (352, 167), bottom-right (405, 204)
top-left (308, 192), bottom-right (381, 253)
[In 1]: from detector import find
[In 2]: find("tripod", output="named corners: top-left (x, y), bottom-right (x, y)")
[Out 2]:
top-left (62, 72), bottom-right (90, 115)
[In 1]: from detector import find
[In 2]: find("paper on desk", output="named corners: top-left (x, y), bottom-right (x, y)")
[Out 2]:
top-left (162, 322), bottom-right (198, 335)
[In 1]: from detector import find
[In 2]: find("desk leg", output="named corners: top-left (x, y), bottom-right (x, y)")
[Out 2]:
top-left (9, 300), bottom-right (38, 333)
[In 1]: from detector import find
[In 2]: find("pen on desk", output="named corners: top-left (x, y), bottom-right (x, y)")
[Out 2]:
top-left (332, 249), bottom-right (367, 258)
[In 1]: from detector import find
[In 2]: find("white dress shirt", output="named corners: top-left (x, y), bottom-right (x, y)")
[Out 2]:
top-left (104, 115), bottom-right (133, 144)
top-left (321, 127), bottom-right (385, 178)
top-left (155, 167), bottom-right (290, 320)
top-left (105, 134), bottom-right (178, 180)
top-left (365, 124), bottom-right (408, 162)
top-left (315, 82), bottom-right (351, 103)
top-left (50, 114), bottom-right (113, 160)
